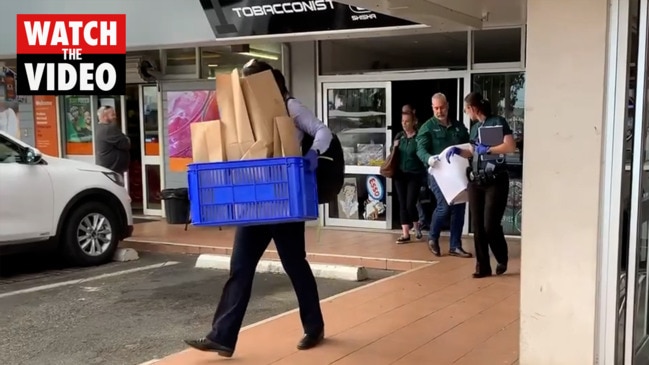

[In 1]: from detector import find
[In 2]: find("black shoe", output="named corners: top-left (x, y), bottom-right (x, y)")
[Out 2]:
top-left (496, 263), bottom-right (508, 275)
top-left (297, 331), bottom-right (324, 350)
top-left (449, 248), bottom-right (473, 258)
top-left (184, 338), bottom-right (234, 357)
top-left (472, 271), bottom-right (493, 279)
top-left (427, 240), bottom-right (441, 257)
top-left (396, 235), bottom-right (411, 244)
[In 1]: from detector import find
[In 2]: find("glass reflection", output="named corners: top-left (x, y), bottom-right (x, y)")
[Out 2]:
top-left (142, 86), bottom-right (159, 156)
top-left (145, 164), bottom-right (162, 210)
top-left (327, 88), bottom-right (387, 166)
top-left (618, 0), bottom-right (644, 362)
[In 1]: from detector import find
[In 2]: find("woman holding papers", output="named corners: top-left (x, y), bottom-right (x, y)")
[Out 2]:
top-left (393, 103), bottom-right (426, 243)
top-left (446, 92), bottom-right (517, 278)
top-left (184, 60), bottom-right (331, 357)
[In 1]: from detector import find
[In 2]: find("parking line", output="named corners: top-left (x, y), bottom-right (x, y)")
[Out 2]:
top-left (0, 261), bottom-right (180, 299)
top-left (137, 360), bottom-right (159, 365)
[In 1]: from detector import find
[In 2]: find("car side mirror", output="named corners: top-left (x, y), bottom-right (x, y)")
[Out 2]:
top-left (24, 148), bottom-right (43, 165)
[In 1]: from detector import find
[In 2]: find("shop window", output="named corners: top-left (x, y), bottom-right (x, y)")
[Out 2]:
top-left (470, 72), bottom-right (525, 236)
top-left (326, 87), bottom-right (387, 165)
top-left (165, 89), bottom-right (219, 172)
top-left (328, 174), bottom-right (388, 222)
top-left (142, 85), bottom-right (159, 156)
top-left (319, 32), bottom-right (468, 75)
top-left (62, 96), bottom-right (93, 156)
top-left (145, 164), bottom-right (162, 210)
top-left (472, 28), bottom-right (522, 64)
top-left (0, 67), bottom-right (19, 141)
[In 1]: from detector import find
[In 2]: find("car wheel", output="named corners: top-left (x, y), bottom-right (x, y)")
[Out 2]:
top-left (61, 201), bottom-right (120, 266)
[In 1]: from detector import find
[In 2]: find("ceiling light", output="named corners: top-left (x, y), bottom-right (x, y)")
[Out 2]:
top-left (239, 50), bottom-right (279, 61)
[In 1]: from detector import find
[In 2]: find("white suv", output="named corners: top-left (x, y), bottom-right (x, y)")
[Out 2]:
top-left (0, 131), bottom-right (133, 266)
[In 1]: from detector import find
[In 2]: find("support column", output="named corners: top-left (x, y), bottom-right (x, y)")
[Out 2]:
top-left (520, 0), bottom-right (610, 364)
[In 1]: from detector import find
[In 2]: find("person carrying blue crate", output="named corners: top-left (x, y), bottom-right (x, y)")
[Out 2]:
top-left (184, 60), bottom-right (340, 358)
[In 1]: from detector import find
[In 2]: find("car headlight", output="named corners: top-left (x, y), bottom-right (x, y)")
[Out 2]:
top-left (103, 171), bottom-right (125, 187)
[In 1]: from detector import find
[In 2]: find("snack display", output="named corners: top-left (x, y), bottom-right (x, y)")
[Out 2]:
top-left (356, 143), bottom-right (385, 166)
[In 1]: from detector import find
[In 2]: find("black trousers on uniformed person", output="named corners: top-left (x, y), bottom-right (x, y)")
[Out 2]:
top-left (468, 172), bottom-right (510, 274)
top-left (207, 222), bottom-right (324, 349)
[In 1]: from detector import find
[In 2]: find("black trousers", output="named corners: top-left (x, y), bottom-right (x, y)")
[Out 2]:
top-left (207, 222), bottom-right (324, 349)
top-left (468, 172), bottom-right (510, 273)
top-left (394, 172), bottom-right (422, 226)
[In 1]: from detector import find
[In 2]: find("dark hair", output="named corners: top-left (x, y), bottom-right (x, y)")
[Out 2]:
top-left (464, 92), bottom-right (492, 116)
top-left (242, 59), bottom-right (289, 97)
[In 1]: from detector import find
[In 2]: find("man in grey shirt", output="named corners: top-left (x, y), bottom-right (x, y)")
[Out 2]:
top-left (95, 106), bottom-right (130, 174)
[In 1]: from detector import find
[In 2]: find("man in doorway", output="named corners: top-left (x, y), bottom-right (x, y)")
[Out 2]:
top-left (95, 105), bottom-right (130, 176)
top-left (416, 93), bottom-right (472, 258)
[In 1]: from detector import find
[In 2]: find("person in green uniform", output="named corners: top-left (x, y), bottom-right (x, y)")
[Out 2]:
top-left (393, 103), bottom-right (426, 243)
top-left (446, 92), bottom-right (517, 278)
top-left (416, 93), bottom-right (473, 258)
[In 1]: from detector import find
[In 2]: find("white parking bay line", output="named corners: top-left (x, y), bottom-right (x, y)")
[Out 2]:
top-left (137, 360), bottom-right (159, 365)
top-left (0, 261), bottom-right (180, 299)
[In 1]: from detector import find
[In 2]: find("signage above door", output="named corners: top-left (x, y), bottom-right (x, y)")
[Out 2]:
top-left (199, 0), bottom-right (417, 38)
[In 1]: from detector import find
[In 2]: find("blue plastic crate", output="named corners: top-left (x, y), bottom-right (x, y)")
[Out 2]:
top-left (187, 157), bottom-right (318, 226)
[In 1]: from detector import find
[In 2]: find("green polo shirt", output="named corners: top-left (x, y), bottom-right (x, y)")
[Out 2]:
top-left (469, 115), bottom-right (513, 142)
top-left (395, 132), bottom-right (425, 173)
top-left (416, 117), bottom-right (470, 164)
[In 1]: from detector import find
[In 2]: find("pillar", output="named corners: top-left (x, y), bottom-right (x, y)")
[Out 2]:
top-left (520, 0), bottom-right (610, 363)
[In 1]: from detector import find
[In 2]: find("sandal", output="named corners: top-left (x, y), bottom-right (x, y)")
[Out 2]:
top-left (396, 235), bottom-right (411, 244)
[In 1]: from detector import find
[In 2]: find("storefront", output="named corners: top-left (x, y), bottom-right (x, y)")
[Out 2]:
top-left (100, 0), bottom-right (649, 362)
top-left (4, 0), bottom-right (649, 362)
top-left (186, 1), bottom-right (527, 235)
top-left (44, 46), bottom-right (283, 217)
top-left (314, 32), bottom-right (524, 234)
top-left (5, 46), bottom-right (285, 218)
top-left (6, 5), bottom-right (522, 228)
top-left (0, 1), bottom-right (526, 231)
top-left (57, 89), bottom-right (164, 216)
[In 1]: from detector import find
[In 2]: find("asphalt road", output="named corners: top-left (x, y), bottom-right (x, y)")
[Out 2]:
top-left (0, 252), bottom-right (393, 365)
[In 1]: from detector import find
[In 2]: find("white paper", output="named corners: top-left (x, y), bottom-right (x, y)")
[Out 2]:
top-left (429, 143), bottom-right (472, 205)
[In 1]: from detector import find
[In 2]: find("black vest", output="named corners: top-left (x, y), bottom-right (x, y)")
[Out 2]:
top-left (285, 97), bottom-right (345, 204)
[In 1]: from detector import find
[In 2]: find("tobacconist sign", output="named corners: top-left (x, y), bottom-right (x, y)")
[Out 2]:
top-left (199, 0), bottom-right (417, 38)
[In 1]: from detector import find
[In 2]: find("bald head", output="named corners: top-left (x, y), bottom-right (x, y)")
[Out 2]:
top-left (432, 93), bottom-right (449, 122)
top-left (97, 106), bottom-right (116, 124)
